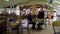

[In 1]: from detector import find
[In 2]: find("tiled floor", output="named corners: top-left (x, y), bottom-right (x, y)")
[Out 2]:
top-left (4, 24), bottom-right (60, 34)
top-left (21, 24), bottom-right (54, 34)
top-left (30, 24), bottom-right (54, 34)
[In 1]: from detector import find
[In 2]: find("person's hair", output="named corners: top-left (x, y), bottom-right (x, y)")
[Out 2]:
top-left (54, 11), bottom-right (56, 12)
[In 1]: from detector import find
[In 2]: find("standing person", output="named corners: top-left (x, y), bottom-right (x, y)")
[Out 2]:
top-left (37, 11), bottom-right (44, 19)
top-left (27, 13), bottom-right (33, 24)
top-left (37, 11), bottom-right (44, 30)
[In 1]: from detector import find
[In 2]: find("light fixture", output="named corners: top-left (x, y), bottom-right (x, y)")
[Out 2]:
top-left (5, 0), bottom-right (9, 2)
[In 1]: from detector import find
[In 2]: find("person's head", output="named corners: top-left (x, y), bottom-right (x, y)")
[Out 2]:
top-left (54, 11), bottom-right (56, 12)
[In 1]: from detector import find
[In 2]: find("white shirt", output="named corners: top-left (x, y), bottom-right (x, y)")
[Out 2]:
top-left (21, 19), bottom-right (28, 27)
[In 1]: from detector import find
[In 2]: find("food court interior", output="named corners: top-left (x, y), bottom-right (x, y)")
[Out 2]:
top-left (0, 0), bottom-right (60, 34)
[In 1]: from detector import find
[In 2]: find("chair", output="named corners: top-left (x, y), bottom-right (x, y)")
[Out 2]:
top-left (52, 21), bottom-right (60, 34)
top-left (0, 17), bottom-right (7, 34)
top-left (35, 19), bottom-right (47, 30)
top-left (7, 17), bottom-right (20, 34)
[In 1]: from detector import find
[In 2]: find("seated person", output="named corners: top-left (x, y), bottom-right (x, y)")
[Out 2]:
top-left (20, 17), bottom-right (28, 28)
top-left (9, 18), bottom-right (15, 23)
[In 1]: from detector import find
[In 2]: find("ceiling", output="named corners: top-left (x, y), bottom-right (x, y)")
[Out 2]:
top-left (0, 0), bottom-right (60, 7)
top-left (0, 0), bottom-right (29, 7)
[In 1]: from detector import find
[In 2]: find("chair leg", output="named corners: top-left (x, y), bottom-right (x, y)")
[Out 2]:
top-left (45, 22), bottom-right (47, 29)
top-left (21, 28), bottom-right (23, 34)
top-left (53, 25), bottom-right (56, 34)
top-left (27, 24), bottom-right (30, 34)
top-left (7, 27), bottom-right (12, 34)
top-left (44, 19), bottom-right (47, 29)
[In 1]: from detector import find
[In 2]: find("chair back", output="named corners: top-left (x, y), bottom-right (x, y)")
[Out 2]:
top-left (53, 21), bottom-right (60, 27)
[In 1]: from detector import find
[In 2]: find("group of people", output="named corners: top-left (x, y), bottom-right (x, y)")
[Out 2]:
top-left (7, 11), bottom-right (44, 31)
top-left (25, 11), bottom-right (44, 30)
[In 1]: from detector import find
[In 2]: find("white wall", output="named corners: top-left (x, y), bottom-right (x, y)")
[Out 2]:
top-left (0, 8), bottom-right (4, 11)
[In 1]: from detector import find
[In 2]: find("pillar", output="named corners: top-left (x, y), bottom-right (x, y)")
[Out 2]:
top-left (31, 4), bottom-right (36, 15)
top-left (4, 7), bottom-right (6, 15)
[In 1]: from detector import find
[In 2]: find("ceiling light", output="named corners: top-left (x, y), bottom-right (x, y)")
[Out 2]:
top-left (5, 0), bottom-right (9, 2)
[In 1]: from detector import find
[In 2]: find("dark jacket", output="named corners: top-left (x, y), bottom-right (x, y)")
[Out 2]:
top-left (37, 11), bottom-right (44, 19)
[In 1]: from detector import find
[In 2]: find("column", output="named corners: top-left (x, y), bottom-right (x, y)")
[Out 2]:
top-left (31, 4), bottom-right (36, 15)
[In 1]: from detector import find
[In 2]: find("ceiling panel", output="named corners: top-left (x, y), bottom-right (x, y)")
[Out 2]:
top-left (0, 0), bottom-right (29, 7)
top-left (0, 0), bottom-right (60, 7)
